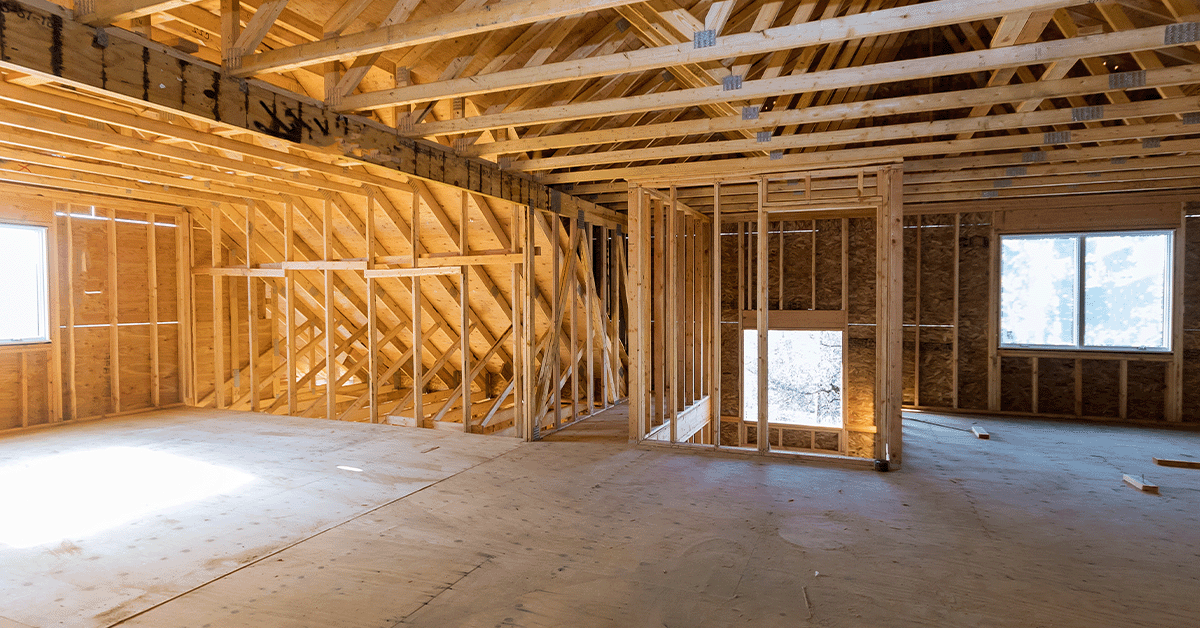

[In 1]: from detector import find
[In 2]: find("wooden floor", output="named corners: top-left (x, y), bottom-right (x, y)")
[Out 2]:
top-left (2, 405), bottom-right (1199, 627)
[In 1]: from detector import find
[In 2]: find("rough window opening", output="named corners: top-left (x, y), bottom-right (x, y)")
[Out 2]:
top-left (0, 223), bottom-right (49, 345)
top-left (1000, 230), bottom-right (1172, 351)
top-left (743, 329), bottom-right (843, 428)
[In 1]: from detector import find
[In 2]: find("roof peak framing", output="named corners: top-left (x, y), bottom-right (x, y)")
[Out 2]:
top-left (335, 0), bottom-right (1089, 113)
top-left (0, 0), bottom-right (620, 226)
top-left (231, 0), bottom-right (648, 77)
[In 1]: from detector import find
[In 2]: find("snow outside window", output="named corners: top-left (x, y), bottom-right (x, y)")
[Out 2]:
top-left (743, 329), bottom-right (843, 427)
top-left (1000, 230), bottom-right (1171, 351)
top-left (0, 223), bottom-right (49, 345)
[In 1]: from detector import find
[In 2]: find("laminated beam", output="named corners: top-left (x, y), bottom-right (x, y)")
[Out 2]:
top-left (0, 0), bottom-right (619, 226)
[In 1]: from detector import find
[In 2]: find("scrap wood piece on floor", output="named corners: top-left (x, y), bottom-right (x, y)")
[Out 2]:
top-left (1153, 457), bottom-right (1200, 470)
top-left (1123, 474), bottom-right (1159, 494)
top-left (971, 426), bottom-right (989, 439)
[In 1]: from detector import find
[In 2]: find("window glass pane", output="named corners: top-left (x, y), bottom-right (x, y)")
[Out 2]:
top-left (743, 329), bottom-right (843, 427)
top-left (0, 224), bottom-right (48, 343)
top-left (1000, 235), bottom-right (1078, 346)
top-left (1084, 232), bottom-right (1171, 349)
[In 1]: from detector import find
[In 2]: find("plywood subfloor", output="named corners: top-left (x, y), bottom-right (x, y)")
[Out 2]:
top-left (0, 408), bottom-right (521, 628)
top-left (4, 406), bottom-right (1200, 627)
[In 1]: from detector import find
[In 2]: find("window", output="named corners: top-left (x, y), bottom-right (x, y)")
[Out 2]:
top-left (0, 223), bottom-right (49, 345)
top-left (1000, 230), bottom-right (1172, 351)
top-left (743, 329), bottom-right (843, 427)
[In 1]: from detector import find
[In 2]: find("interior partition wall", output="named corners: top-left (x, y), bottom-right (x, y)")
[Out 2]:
top-left (627, 166), bottom-right (904, 468)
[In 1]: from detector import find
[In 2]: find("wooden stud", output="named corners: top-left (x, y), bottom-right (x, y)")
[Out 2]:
top-left (756, 178), bottom-right (769, 453)
top-left (65, 209), bottom-right (77, 421)
top-left (107, 210), bottom-right (120, 414)
top-left (712, 182), bottom-right (722, 447)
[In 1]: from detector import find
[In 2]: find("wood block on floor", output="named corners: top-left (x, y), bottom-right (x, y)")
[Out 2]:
top-left (1123, 474), bottom-right (1159, 494)
top-left (1153, 457), bottom-right (1200, 470)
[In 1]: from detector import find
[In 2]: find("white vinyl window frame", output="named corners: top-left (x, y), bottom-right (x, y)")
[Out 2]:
top-left (998, 229), bottom-right (1174, 353)
top-left (0, 222), bottom-right (50, 346)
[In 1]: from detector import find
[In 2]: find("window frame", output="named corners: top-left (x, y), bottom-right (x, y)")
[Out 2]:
top-left (0, 221), bottom-right (51, 347)
top-left (997, 228), bottom-right (1175, 354)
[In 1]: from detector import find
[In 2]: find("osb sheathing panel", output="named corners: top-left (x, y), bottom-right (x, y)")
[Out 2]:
top-left (72, 216), bottom-right (112, 327)
top-left (956, 213), bottom-right (990, 410)
top-left (1037, 358), bottom-right (1075, 416)
top-left (767, 222), bottom-right (781, 310)
top-left (118, 325), bottom-right (154, 411)
top-left (781, 427), bottom-right (811, 449)
top-left (74, 326), bottom-right (112, 419)
top-left (903, 216), bottom-right (919, 325)
top-left (847, 431), bottom-right (873, 458)
top-left (116, 214), bottom-right (151, 325)
top-left (919, 214), bottom-right (955, 326)
top-left (846, 335), bottom-right (875, 432)
top-left (1185, 217), bottom-right (1200, 329)
top-left (814, 430), bottom-right (840, 452)
top-left (902, 334), bottom-right (916, 406)
top-left (918, 341), bottom-right (953, 408)
top-left (721, 325), bottom-right (740, 417)
top-left (782, 221), bottom-right (813, 310)
top-left (745, 227), bottom-right (759, 310)
top-left (1000, 356), bottom-right (1033, 413)
top-left (1081, 359), bottom-right (1120, 418)
top-left (159, 325), bottom-right (182, 405)
top-left (1183, 330), bottom-right (1200, 423)
top-left (721, 230), bottom-right (739, 314)
top-left (720, 419), bottom-right (740, 446)
top-left (156, 222), bottom-right (180, 323)
top-left (0, 351), bottom-right (50, 429)
top-left (847, 217), bottom-right (875, 325)
top-left (1126, 361), bottom-right (1167, 422)
top-left (814, 219), bottom-right (842, 311)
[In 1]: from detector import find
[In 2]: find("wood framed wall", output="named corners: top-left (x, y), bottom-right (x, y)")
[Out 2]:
top-left (630, 166), bottom-right (904, 466)
top-left (904, 192), bottom-right (1198, 425)
top-left (0, 192), bottom-right (189, 433)
top-left (187, 182), bottom-right (628, 439)
top-left (626, 186), bottom-right (715, 445)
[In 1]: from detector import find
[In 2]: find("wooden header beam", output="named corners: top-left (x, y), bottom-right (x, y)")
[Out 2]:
top-left (0, 0), bottom-right (619, 226)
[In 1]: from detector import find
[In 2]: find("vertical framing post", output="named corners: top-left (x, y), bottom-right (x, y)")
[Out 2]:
top-left (182, 213), bottom-right (195, 406)
top-left (627, 186), bottom-right (647, 441)
top-left (366, 190), bottom-right (379, 424)
top-left (667, 188), bottom-right (679, 443)
top-left (585, 226), bottom-right (595, 416)
top-left (512, 204), bottom-right (525, 438)
top-left (552, 215), bottom-right (562, 429)
top-left (412, 275), bottom-right (423, 427)
top-left (148, 213), bottom-right (160, 408)
top-left (107, 209), bottom-right (120, 414)
top-left (876, 166), bottom-right (905, 468)
top-left (987, 216), bottom-right (999, 411)
top-left (522, 206), bottom-right (537, 440)
top-left (246, 202), bottom-right (259, 412)
top-left (711, 182), bottom-right (722, 446)
top-left (755, 179), bottom-right (768, 453)
top-left (1168, 210), bottom-right (1186, 421)
top-left (65, 207), bottom-right (77, 421)
top-left (324, 197), bottom-right (336, 421)
top-left (285, 199), bottom-right (297, 416)
top-left (459, 191), bottom-right (471, 431)
top-left (211, 205), bottom-right (225, 409)
top-left (461, 267), bottom-right (471, 432)
top-left (570, 217), bottom-right (579, 424)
